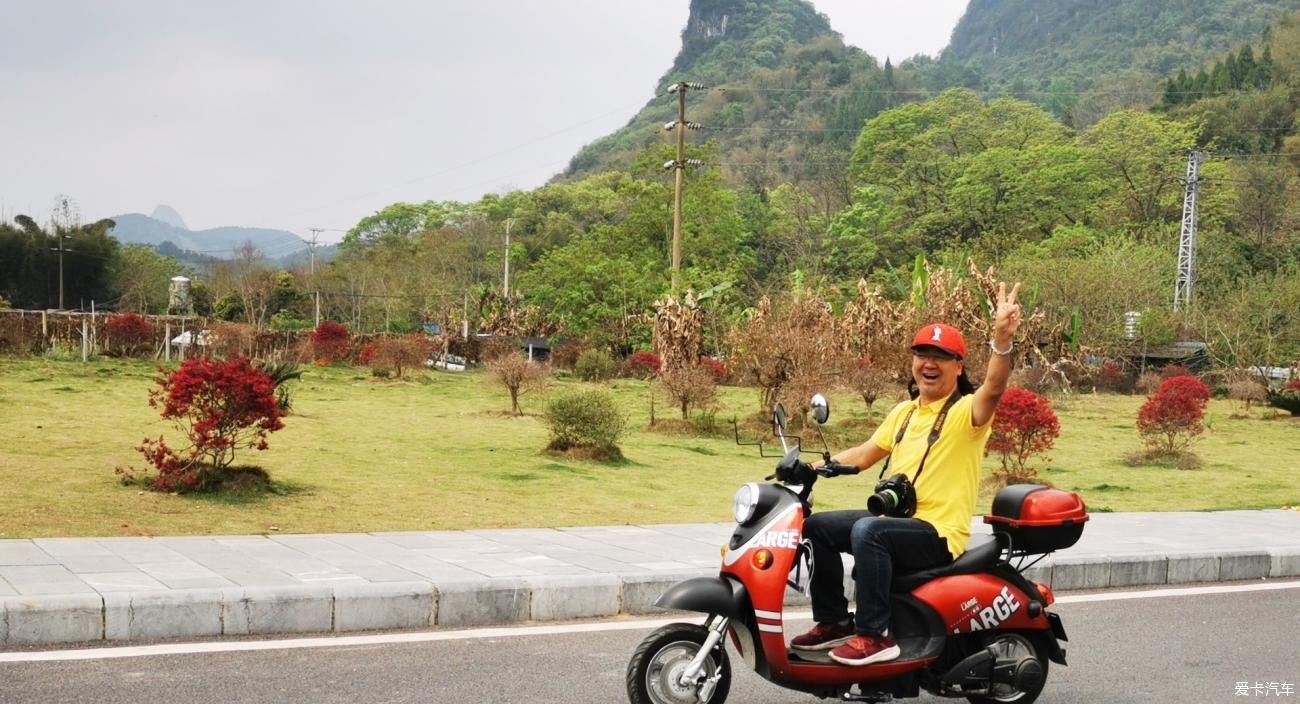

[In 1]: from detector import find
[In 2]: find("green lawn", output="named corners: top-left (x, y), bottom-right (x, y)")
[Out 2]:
top-left (0, 357), bottom-right (1297, 538)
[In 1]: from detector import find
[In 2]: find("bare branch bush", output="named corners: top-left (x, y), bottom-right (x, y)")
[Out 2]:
top-left (655, 364), bottom-right (718, 420)
top-left (486, 353), bottom-right (551, 415)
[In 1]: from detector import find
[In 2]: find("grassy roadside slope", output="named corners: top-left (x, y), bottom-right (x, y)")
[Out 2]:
top-left (1, 358), bottom-right (1296, 538)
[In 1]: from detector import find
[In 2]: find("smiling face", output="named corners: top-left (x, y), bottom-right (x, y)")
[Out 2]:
top-left (911, 346), bottom-right (963, 403)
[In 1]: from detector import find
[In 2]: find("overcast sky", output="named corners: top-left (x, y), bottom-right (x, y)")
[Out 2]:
top-left (0, 1), bottom-right (968, 244)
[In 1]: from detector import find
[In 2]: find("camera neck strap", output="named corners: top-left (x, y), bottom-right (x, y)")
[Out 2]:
top-left (877, 389), bottom-right (962, 482)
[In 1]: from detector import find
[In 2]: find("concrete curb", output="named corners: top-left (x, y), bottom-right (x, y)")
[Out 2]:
top-left (2, 548), bottom-right (1298, 648)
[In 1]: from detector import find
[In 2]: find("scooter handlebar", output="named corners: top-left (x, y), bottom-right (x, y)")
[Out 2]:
top-left (816, 461), bottom-right (860, 477)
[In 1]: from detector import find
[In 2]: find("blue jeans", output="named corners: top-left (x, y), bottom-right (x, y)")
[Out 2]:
top-left (802, 511), bottom-right (952, 636)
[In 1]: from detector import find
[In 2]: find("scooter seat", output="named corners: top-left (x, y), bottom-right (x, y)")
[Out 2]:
top-left (890, 533), bottom-right (1004, 592)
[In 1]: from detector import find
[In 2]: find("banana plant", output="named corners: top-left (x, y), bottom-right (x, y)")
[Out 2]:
top-left (910, 254), bottom-right (928, 311)
top-left (257, 360), bottom-right (302, 413)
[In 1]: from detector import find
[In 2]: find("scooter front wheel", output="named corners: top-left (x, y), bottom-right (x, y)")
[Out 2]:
top-left (626, 622), bottom-right (731, 704)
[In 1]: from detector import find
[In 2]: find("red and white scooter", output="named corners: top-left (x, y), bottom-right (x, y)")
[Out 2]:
top-left (626, 396), bottom-right (1088, 703)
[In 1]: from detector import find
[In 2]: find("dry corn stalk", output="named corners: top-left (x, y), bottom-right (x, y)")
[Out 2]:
top-left (652, 291), bottom-right (704, 371)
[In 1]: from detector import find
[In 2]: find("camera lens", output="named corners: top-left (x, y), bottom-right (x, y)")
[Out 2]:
top-left (868, 488), bottom-right (898, 516)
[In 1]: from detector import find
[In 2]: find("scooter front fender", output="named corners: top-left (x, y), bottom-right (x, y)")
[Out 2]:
top-left (654, 575), bottom-right (750, 620)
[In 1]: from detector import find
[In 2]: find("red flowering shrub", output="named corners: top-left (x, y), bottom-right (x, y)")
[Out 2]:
top-left (987, 387), bottom-right (1061, 480)
top-left (309, 321), bottom-right (349, 364)
top-left (1159, 375), bottom-right (1211, 405)
top-left (106, 313), bottom-right (153, 356)
top-left (626, 351), bottom-right (662, 379)
top-left (698, 356), bottom-right (727, 384)
top-left (1286, 378), bottom-right (1300, 392)
top-left (137, 357), bottom-right (284, 492)
top-left (357, 341), bottom-right (380, 367)
top-left (1096, 359), bottom-right (1132, 393)
top-left (1137, 375), bottom-right (1210, 454)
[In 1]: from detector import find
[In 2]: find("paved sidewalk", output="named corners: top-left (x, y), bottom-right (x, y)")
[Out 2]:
top-left (1, 511), bottom-right (1298, 647)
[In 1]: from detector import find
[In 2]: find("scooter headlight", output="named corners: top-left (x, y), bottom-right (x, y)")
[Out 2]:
top-left (732, 482), bottom-right (760, 525)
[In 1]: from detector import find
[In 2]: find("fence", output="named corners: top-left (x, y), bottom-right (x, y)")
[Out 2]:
top-left (0, 310), bottom-right (484, 365)
top-left (0, 310), bottom-right (309, 362)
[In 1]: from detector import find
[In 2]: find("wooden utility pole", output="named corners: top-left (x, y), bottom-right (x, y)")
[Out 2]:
top-left (53, 233), bottom-right (70, 310)
top-left (672, 86), bottom-right (686, 291)
top-left (308, 228), bottom-right (323, 327)
top-left (503, 219), bottom-right (513, 298)
top-left (665, 82), bottom-right (704, 292)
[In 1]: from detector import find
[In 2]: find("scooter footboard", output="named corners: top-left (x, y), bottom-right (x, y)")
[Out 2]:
top-left (654, 575), bottom-right (750, 620)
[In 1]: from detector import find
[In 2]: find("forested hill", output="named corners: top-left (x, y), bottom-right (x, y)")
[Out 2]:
top-left (563, 0), bottom-right (1300, 188)
top-left (561, 0), bottom-right (899, 192)
top-left (943, 0), bottom-right (1300, 100)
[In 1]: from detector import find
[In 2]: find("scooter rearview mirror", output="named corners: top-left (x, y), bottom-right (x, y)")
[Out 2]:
top-left (810, 393), bottom-right (830, 425)
top-left (772, 402), bottom-right (787, 436)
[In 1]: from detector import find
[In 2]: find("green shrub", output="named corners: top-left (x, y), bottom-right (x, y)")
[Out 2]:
top-left (1267, 385), bottom-right (1300, 416)
top-left (574, 348), bottom-right (617, 382)
top-left (44, 340), bottom-right (89, 362)
top-left (543, 388), bottom-right (626, 459)
top-left (269, 310), bottom-right (312, 331)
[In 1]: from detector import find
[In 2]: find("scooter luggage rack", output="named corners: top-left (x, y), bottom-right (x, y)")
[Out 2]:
top-left (1001, 537), bottom-right (1052, 573)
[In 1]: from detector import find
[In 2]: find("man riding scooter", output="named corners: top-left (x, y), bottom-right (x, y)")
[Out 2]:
top-left (792, 282), bottom-right (1022, 666)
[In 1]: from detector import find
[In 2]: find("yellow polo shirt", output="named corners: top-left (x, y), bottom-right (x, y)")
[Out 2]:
top-left (869, 393), bottom-right (992, 559)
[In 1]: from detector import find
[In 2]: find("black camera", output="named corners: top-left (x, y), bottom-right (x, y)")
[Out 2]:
top-left (868, 473), bottom-right (917, 517)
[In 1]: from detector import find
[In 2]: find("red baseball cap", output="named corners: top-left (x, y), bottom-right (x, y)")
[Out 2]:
top-left (911, 323), bottom-right (966, 359)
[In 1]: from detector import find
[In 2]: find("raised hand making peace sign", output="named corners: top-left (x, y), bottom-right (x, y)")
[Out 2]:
top-left (992, 281), bottom-right (1023, 339)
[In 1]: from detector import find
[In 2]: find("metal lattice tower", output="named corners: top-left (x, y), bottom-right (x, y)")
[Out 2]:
top-left (1173, 150), bottom-right (1202, 311)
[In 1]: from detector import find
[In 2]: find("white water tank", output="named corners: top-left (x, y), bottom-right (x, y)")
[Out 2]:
top-left (169, 276), bottom-right (192, 313)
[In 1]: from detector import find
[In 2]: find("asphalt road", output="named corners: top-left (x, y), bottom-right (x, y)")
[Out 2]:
top-left (2, 582), bottom-right (1298, 704)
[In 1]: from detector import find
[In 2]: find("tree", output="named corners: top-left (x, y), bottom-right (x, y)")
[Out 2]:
top-left (308, 321), bottom-right (350, 364)
top-left (730, 292), bottom-right (843, 415)
top-left (987, 387), bottom-right (1061, 481)
top-left (485, 353), bottom-right (550, 415)
top-left (1003, 231), bottom-right (1173, 356)
top-left (1229, 158), bottom-right (1297, 270)
top-left (1136, 376), bottom-right (1211, 456)
top-left (1077, 110), bottom-right (1196, 230)
top-left (210, 243), bottom-right (275, 330)
top-left (759, 183), bottom-right (827, 278)
top-left (105, 313), bottom-right (153, 356)
top-left (1192, 268), bottom-right (1300, 369)
top-left (137, 357), bottom-right (284, 492)
top-left (367, 334), bottom-right (435, 379)
top-left (847, 91), bottom-right (1081, 259)
top-left (520, 227), bottom-right (665, 350)
top-left (846, 357), bottom-right (898, 416)
top-left (112, 245), bottom-right (187, 314)
top-left (656, 364), bottom-right (718, 420)
top-left (341, 200), bottom-right (466, 251)
top-left (0, 211), bottom-right (118, 310)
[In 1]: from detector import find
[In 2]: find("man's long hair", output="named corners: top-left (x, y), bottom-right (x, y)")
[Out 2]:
top-left (907, 370), bottom-right (977, 400)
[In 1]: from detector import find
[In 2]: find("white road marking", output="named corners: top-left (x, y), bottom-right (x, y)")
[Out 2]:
top-left (1054, 579), bottom-right (1300, 604)
top-left (2, 580), bottom-right (1297, 663)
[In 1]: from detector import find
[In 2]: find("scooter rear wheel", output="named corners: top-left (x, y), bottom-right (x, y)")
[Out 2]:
top-left (626, 623), bottom-right (731, 704)
top-left (965, 632), bottom-right (1048, 704)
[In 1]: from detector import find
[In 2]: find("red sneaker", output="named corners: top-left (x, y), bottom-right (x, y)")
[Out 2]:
top-left (828, 632), bottom-right (900, 666)
top-left (789, 620), bottom-right (854, 651)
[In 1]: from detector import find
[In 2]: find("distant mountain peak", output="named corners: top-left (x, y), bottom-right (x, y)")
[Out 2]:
top-left (149, 204), bottom-right (187, 230)
top-left (670, 0), bottom-right (834, 80)
top-left (563, 0), bottom-right (855, 179)
top-left (108, 212), bottom-right (308, 262)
